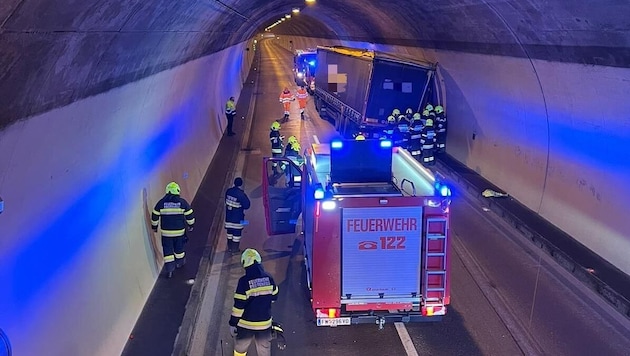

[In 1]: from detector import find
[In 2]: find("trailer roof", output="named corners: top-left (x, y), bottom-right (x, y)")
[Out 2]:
top-left (317, 45), bottom-right (436, 69)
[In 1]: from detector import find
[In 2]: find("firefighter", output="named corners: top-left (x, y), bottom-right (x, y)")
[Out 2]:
top-left (391, 108), bottom-right (401, 119)
top-left (296, 85), bottom-right (308, 119)
top-left (151, 182), bottom-right (195, 279)
top-left (225, 177), bottom-right (251, 254)
top-left (397, 114), bottom-right (411, 149)
top-left (230, 248), bottom-right (279, 356)
top-left (284, 138), bottom-right (302, 187)
top-left (225, 96), bottom-right (236, 136)
top-left (269, 121), bottom-right (284, 173)
top-left (383, 115), bottom-right (396, 140)
top-left (409, 112), bottom-right (424, 158)
top-left (420, 118), bottom-right (437, 166)
top-left (279, 87), bottom-right (294, 121)
top-left (405, 108), bottom-right (414, 121)
top-left (434, 105), bottom-right (447, 153)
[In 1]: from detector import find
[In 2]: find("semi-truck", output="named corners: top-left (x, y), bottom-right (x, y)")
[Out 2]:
top-left (313, 46), bottom-right (440, 138)
top-left (261, 139), bottom-right (452, 328)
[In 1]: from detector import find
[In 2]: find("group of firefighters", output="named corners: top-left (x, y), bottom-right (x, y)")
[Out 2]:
top-left (379, 103), bottom-right (447, 166)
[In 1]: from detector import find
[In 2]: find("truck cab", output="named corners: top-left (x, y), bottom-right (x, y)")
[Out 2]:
top-left (294, 49), bottom-right (317, 93)
top-left (262, 140), bottom-right (452, 328)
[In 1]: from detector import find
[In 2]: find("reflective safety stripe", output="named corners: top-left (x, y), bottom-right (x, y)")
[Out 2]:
top-left (231, 307), bottom-right (244, 317)
top-left (422, 144), bottom-right (434, 149)
top-left (187, 217), bottom-right (196, 225)
top-left (234, 293), bottom-right (248, 301)
top-left (164, 255), bottom-right (175, 263)
top-left (162, 229), bottom-right (186, 237)
top-left (151, 220), bottom-right (159, 227)
top-left (174, 252), bottom-right (185, 259)
top-left (160, 208), bottom-right (185, 215)
top-left (246, 285), bottom-right (275, 297)
top-left (411, 150), bottom-right (421, 155)
top-left (232, 235), bottom-right (242, 243)
top-left (272, 286), bottom-right (279, 296)
top-left (226, 200), bottom-right (242, 208)
top-left (225, 222), bottom-right (244, 229)
top-left (184, 209), bottom-right (194, 216)
top-left (152, 209), bottom-right (161, 216)
top-left (237, 318), bottom-right (272, 330)
top-left (410, 134), bottom-right (421, 139)
top-left (271, 148), bottom-right (282, 154)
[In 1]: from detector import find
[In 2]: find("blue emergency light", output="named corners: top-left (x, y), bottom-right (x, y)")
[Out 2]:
top-left (314, 187), bottom-right (325, 200)
top-left (434, 181), bottom-right (452, 197)
top-left (308, 60), bottom-right (316, 66)
top-left (331, 140), bottom-right (343, 149)
top-left (380, 140), bottom-right (392, 148)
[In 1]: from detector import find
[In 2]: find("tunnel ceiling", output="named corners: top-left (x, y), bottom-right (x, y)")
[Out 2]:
top-left (1, 0), bottom-right (629, 128)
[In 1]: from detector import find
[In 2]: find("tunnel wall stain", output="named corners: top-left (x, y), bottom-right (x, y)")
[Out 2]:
top-left (0, 41), bottom-right (254, 356)
top-left (278, 35), bottom-right (630, 276)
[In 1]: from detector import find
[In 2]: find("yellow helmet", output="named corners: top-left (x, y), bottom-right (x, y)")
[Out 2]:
top-left (387, 115), bottom-right (396, 123)
top-left (412, 113), bottom-right (421, 121)
top-left (398, 115), bottom-right (407, 122)
top-left (355, 134), bottom-right (366, 141)
top-left (392, 109), bottom-right (401, 116)
top-left (435, 105), bottom-right (444, 114)
top-left (405, 108), bottom-right (413, 115)
top-left (241, 248), bottom-right (262, 268)
top-left (425, 118), bottom-right (434, 126)
top-left (270, 121), bottom-right (281, 130)
top-left (425, 104), bottom-right (434, 112)
top-left (291, 142), bottom-right (301, 151)
top-left (165, 182), bottom-right (180, 195)
top-left (287, 135), bottom-right (298, 145)
top-left (422, 109), bottom-right (430, 116)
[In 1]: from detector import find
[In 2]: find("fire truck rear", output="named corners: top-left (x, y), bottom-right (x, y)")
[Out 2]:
top-left (261, 139), bottom-right (451, 328)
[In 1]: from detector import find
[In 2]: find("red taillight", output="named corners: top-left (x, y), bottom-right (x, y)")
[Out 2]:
top-left (316, 308), bottom-right (340, 318)
top-left (315, 201), bottom-right (321, 217)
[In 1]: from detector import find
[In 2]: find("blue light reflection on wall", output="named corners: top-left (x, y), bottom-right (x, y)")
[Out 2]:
top-left (1, 101), bottom-right (193, 321)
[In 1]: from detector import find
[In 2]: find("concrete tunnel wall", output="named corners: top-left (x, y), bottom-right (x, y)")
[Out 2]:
top-left (0, 42), bottom-right (254, 356)
top-left (277, 35), bottom-right (630, 276)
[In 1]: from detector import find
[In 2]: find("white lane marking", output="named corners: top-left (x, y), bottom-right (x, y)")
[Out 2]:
top-left (313, 134), bottom-right (320, 144)
top-left (394, 322), bottom-right (420, 356)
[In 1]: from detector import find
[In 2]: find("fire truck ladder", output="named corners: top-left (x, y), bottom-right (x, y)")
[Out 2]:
top-left (422, 217), bottom-right (448, 313)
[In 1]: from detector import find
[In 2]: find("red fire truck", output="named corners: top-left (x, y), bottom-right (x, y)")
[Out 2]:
top-left (261, 138), bottom-right (451, 328)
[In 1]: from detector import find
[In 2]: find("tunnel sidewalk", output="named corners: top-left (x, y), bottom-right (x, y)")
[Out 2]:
top-left (120, 54), bottom-right (260, 356)
top-left (436, 153), bottom-right (630, 320)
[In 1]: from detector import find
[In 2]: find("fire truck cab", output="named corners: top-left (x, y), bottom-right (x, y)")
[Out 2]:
top-left (261, 139), bottom-right (451, 328)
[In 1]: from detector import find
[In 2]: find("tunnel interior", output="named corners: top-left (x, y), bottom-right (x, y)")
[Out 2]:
top-left (1, 0), bottom-right (629, 355)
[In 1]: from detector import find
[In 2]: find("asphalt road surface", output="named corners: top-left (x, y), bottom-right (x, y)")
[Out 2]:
top-left (187, 39), bottom-right (630, 356)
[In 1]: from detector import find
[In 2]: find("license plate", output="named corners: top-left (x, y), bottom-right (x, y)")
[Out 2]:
top-left (316, 317), bottom-right (351, 327)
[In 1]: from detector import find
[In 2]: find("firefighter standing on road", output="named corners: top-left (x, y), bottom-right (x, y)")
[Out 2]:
top-left (409, 112), bottom-right (424, 158)
top-left (397, 114), bottom-right (411, 149)
top-left (279, 87), bottom-right (294, 122)
top-left (420, 119), bottom-right (437, 166)
top-left (269, 122), bottom-right (284, 173)
top-left (151, 182), bottom-right (195, 279)
top-left (230, 248), bottom-right (279, 356)
top-left (383, 115), bottom-right (396, 141)
top-left (434, 105), bottom-right (447, 153)
top-left (225, 177), bottom-right (251, 254)
top-left (296, 85), bottom-right (308, 119)
top-left (225, 97), bottom-right (237, 136)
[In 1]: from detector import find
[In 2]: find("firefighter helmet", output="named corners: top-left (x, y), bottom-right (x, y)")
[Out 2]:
top-left (405, 108), bottom-right (413, 115)
top-left (291, 142), bottom-right (302, 151)
top-left (413, 113), bottom-right (422, 121)
top-left (287, 135), bottom-right (297, 145)
top-left (425, 104), bottom-right (434, 112)
top-left (387, 115), bottom-right (396, 123)
top-left (425, 118), bottom-right (434, 126)
top-left (398, 115), bottom-right (407, 122)
top-left (392, 109), bottom-right (401, 116)
top-left (270, 121), bottom-right (281, 130)
top-left (435, 105), bottom-right (444, 114)
top-left (241, 248), bottom-right (262, 268)
top-left (355, 134), bottom-right (366, 141)
top-left (165, 182), bottom-right (180, 195)
top-left (422, 109), bottom-right (430, 116)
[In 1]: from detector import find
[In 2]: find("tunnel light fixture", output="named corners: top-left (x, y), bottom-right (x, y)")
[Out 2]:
top-left (285, 14), bottom-right (291, 19)
top-left (281, 18), bottom-right (286, 21)
top-left (292, 8), bottom-right (300, 13)
top-left (305, 0), bottom-right (316, 3)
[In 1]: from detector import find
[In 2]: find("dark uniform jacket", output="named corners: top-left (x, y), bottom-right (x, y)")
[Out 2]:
top-left (225, 186), bottom-right (251, 229)
top-left (151, 194), bottom-right (195, 237)
top-left (270, 130), bottom-right (283, 154)
top-left (230, 263), bottom-right (279, 330)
